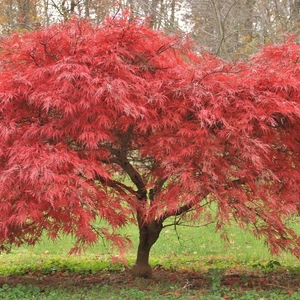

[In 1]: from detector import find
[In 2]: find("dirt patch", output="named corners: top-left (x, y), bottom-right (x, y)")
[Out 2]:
top-left (0, 267), bottom-right (299, 294)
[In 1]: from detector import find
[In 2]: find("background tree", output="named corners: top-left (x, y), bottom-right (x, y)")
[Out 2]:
top-left (1, 0), bottom-right (300, 60)
top-left (0, 16), bottom-right (300, 278)
top-left (0, 0), bottom-right (41, 33)
top-left (183, 0), bottom-right (300, 59)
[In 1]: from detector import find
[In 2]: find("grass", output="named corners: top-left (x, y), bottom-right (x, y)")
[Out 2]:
top-left (1, 221), bottom-right (298, 275)
top-left (2, 282), bottom-right (299, 300)
top-left (0, 221), bottom-right (300, 299)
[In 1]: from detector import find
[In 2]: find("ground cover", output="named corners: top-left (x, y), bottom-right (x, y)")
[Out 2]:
top-left (0, 222), bottom-right (299, 299)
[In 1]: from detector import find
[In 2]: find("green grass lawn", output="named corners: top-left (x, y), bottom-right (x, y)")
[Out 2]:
top-left (0, 221), bottom-right (300, 299)
top-left (1, 221), bottom-right (298, 275)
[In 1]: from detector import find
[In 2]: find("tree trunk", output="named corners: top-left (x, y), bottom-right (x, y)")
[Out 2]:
top-left (84, 0), bottom-right (90, 18)
top-left (131, 219), bottom-right (163, 278)
top-left (18, 0), bottom-right (30, 29)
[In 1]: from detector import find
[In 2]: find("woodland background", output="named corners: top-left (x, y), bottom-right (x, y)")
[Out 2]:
top-left (1, 0), bottom-right (300, 60)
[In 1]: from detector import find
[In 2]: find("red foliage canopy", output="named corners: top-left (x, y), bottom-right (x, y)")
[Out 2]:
top-left (0, 17), bottom-right (299, 257)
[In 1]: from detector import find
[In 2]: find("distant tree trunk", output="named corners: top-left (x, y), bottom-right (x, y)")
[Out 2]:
top-left (131, 216), bottom-right (163, 278)
top-left (7, 0), bottom-right (14, 31)
top-left (43, 0), bottom-right (50, 26)
top-left (245, 0), bottom-right (255, 39)
top-left (18, 0), bottom-right (30, 29)
top-left (291, 0), bottom-right (300, 24)
top-left (170, 0), bottom-right (176, 26)
top-left (70, 0), bottom-right (76, 13)
top-left (84, 0), bottom-right (90, 17)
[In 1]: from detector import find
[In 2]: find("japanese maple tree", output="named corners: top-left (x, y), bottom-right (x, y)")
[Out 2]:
top-left (0, 16), bottom-right (299, 278)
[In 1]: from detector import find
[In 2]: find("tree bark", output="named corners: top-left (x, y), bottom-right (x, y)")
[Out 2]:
top-left (131, 219), bottom-right (163, 278)
top-left (18, 0), bottom-right (30, 29)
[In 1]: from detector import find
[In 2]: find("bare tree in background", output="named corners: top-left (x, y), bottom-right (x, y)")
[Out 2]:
top-left (183, 0), bottom-right (300, 59)
top-left (0, 0), bottom-right (41, 33)
top-left (184, 0), bottom-right (258, 59)
top-left (254, 0), bottom-right (300, 43)
top-left (114, 0), bottom-right (183, 31)
top-left (0, 0), bottom-right (300, 58)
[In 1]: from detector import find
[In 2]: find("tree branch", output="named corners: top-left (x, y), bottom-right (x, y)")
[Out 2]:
top-left (95, 175), bottom-right (136, 196)
top-left (39, 41), bottom-right (58, 61)
top-left (149, 176), bottom-right (168, 201)
top-left (105, 126), bottom-right (146, 200)
top-left (161, 203), bottom-right (193, 221)
top-left (161, 197), bottom-right (211, 222)
top-left (163, 220), bottom-right (215, 229)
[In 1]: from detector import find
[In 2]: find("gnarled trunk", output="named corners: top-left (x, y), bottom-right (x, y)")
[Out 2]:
top-left (131, 220), bottom-right (163, 278)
